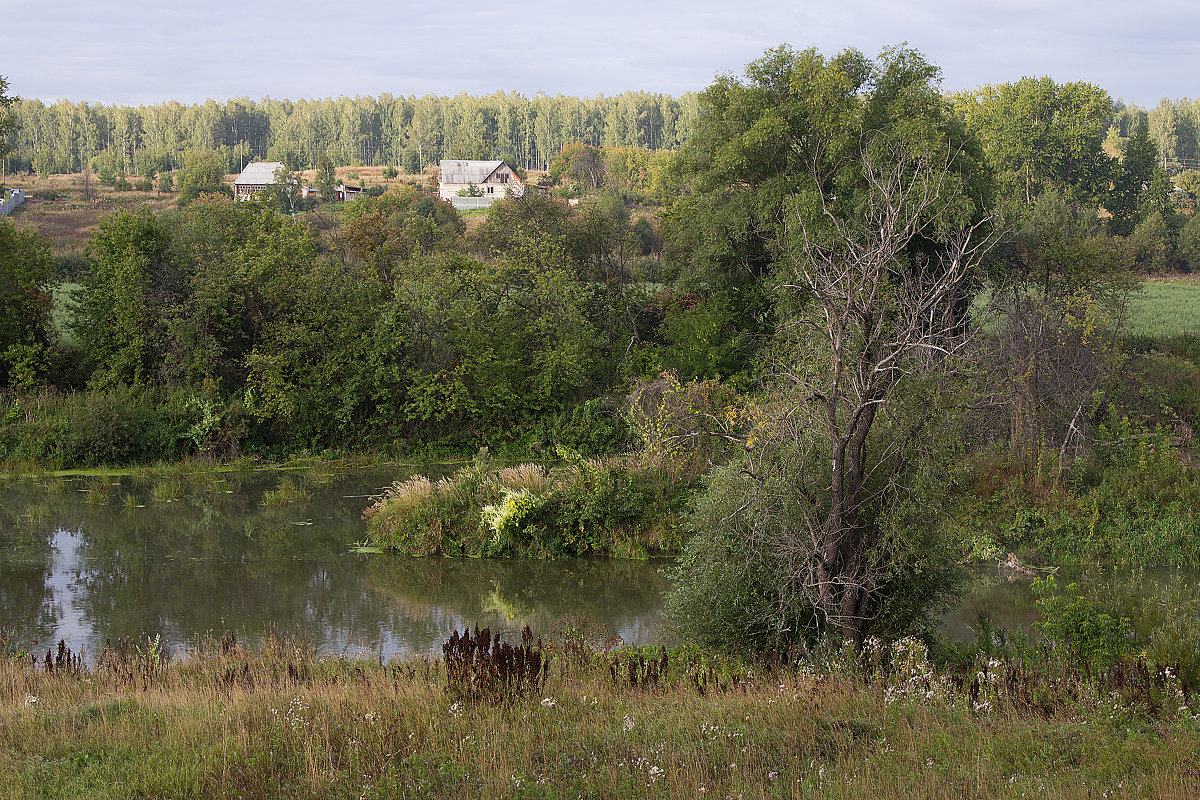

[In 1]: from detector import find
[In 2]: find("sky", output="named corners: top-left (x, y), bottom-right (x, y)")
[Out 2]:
top-left (1, 0), bottom-right (1195, 108)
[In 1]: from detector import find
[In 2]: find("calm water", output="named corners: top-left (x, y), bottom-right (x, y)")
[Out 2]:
top-left (0, 468), bottom-right (670, 659)
top-left (1, 467), bottom-right (1183, 660)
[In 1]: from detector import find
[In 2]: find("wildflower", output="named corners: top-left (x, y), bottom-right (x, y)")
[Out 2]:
top-left (449, 701), bottom-right (464, 718)
top-left (541, 697), bottom-right (556, 707)
top-left (648, 765), bottom-right (664, 783)
top-left (23, 695), bottom-right (38, 707)
top-left (622, 714), bottom-right (635, 732)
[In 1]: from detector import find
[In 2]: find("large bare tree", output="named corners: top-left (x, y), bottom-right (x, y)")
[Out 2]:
top-left (763, 135), bottom-right (999, 643)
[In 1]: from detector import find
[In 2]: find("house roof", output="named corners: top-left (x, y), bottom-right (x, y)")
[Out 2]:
top-left (439, 160), bottom-right (504, 185)
top-left (234, 161), bottom-right (284, 186)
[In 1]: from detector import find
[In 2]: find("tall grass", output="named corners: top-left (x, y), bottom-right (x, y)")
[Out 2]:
top-left (2, 628), bottom-right (1198, 799)
top-left (1125, 278), bottom-right (1200, 337)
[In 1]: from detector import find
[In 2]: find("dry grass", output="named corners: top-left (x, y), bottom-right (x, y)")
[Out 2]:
top-left (1, 631), bottom-right (1198, 799)
top-left (495, 463), bottom-right (551, 495)
top-left (6, 172), bottom-right (177, 255)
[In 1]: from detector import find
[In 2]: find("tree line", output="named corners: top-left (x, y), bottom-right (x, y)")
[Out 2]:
top-left (1, 91), bottom-right (700, 178)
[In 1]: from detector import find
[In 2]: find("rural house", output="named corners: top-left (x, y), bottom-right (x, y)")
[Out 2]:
top-left (233, 161), bottom-right (284, 200)
top-left (438, 160), bottom-right (524, 208)
top-left (236, 161), bottom-right (363, 203)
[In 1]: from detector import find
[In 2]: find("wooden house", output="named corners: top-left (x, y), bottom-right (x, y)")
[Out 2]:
top-left (233, 161), bottom-right (284, 200)
top-left (438, 160), bottom-right (524, 208)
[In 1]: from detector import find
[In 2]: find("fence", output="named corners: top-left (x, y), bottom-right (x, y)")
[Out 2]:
top-left (449, 195), bottom-right (498, 211)
top-left (0, 188), bottom-right (25, 217)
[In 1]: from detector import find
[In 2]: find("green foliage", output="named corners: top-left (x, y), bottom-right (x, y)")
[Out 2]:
top-left (176, 149), bottom-right (231, 205)
top-left (0, 219), bottom-right (53, 388)
top-left (667, 421), bottom-right (962, 653)
top-left (0, 387), bottom-right (189, 467)
top-left (72, 207), bottom-right (173, 386)
top-left (952, 77), bottom-right (1114, 219)
top-left (1130, 210), bottom-right (1173, 273)
top-left (314, 152), bottom-right (337, 202)
top-left (364, 452), bottom-right (689, 558)
top-left (657, 291), bottom-right (748, 381)
top-left (1176, 212), bottom-right (1200, 271)
top-left (1033, 576), bottom-right (1131, 670)
top-left (0, 75), bottom-right (16, 166)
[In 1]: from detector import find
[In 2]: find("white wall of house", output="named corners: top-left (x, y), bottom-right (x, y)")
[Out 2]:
top-left (438, 162), bottom-right (520, 202)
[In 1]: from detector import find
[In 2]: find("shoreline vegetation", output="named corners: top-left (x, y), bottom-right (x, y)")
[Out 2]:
top-left (2, 625), bottom-right (1199, 799)
top-left (362, 448), bottom-right (694, 559)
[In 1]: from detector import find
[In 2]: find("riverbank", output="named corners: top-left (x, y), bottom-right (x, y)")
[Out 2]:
top-left (3, 632), bottom-right (1197, 799)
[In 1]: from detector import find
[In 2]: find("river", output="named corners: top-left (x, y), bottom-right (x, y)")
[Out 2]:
top-left (0, 466), bottom-right (1177, 661)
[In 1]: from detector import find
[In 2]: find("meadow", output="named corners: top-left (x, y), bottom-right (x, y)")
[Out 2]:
top-left (2, 628), bottom-right (1198, 800)
top-left (1125, 278), bottom-right (1200, 337)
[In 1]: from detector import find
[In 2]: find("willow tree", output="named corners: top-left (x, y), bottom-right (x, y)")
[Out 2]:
top-left (668, 45), bottom-right (997, 650)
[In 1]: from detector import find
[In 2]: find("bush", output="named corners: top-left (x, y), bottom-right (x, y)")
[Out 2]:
top-left (363, 449), bottom-right (690, 558)
top-left (0, 387), bottom-right (191, 467)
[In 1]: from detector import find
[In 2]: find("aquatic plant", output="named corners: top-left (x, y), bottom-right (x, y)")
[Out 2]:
top-left (151, 475), bottom-right (183, 503)
top-left (261, 477), bottom-right (310, 506)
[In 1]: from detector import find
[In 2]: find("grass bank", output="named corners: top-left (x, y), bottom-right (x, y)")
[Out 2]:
top-left (363, 449), bottom-right (692, 558)
top-left (2, 628), bottom-right (1198, 799)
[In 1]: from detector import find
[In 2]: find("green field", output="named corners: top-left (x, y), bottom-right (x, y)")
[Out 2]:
top-left (1125, 279), bottom-right (1200, 337)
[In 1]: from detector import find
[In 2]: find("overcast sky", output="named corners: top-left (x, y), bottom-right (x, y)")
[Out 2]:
top-left (1, 1), bottom-right (1194, 108)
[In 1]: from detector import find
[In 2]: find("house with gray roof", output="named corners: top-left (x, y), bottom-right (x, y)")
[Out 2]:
top-left (233, 161), bottom-right (285, 201)
top-left (438, 160), bottom-right (524, 208)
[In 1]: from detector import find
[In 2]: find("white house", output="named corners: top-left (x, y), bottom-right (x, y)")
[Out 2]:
top-left (438, 160), bottom-right (524, 208)
top-left (233, 161), bottom-right (284, 201)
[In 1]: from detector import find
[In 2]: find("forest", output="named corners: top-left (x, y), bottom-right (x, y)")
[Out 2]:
top-left (1, 90), bottom-right (699, 176)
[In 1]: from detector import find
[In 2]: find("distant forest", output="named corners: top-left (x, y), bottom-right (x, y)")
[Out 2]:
top-left (1, 91), bottom-right (700, 177)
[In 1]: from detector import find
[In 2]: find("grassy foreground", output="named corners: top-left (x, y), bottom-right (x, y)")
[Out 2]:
top-left (2, 630), bottom-right (1198, 799)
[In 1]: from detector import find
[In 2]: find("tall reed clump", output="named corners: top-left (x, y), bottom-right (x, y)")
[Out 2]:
top-left (363, 454), bottom-right (494, 555)
top-left (261, 476), bottom-right (310, 506)
top-left (151, 474), bottom-right (184, 503)
top-left (363, 449), bottom-right (692, 558)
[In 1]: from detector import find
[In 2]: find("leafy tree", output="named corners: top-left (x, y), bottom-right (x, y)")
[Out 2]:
top-left (72, 208), bottom-right (175, 386)
top-left (1107, 118), bottom-right (1163, 235)
top-left (952, 77), bottom-right (1114, 220)
top-left (315, 152), bottom-right (338, 203)
top-left (1130, 210), bottom-right (1173, 272)
top-left (668, 45), bottom-right (996, 649)
top-left (176, 149), bottom-right (231, 205)
top-left (265, 163), bottom-right (305, 219)
top-left (0, 220), bottom-right (52, 388)
top-left (1178, 212), bottom-right (1200, 271)
top-left (0, 75), bottom-right (17, 178)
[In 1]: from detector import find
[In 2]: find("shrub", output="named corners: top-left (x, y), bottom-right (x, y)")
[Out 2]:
top-left (0, 387), bottom-right (189, 468)
top-left (364, 450), bottom-right (689, 558)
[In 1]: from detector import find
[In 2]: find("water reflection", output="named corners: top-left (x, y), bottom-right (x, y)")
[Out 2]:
top-left (0, 470), bottom-right (670, 658)
top-left (6, 470), bottom-right (1187, 659)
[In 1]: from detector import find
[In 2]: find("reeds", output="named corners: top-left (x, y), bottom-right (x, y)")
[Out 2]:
top-left (82, 479), bottom-right (113, 505)
top-left (495, 463), bottom-right (551, 495)
top-left (261, 476), bottom-right (310, 506)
